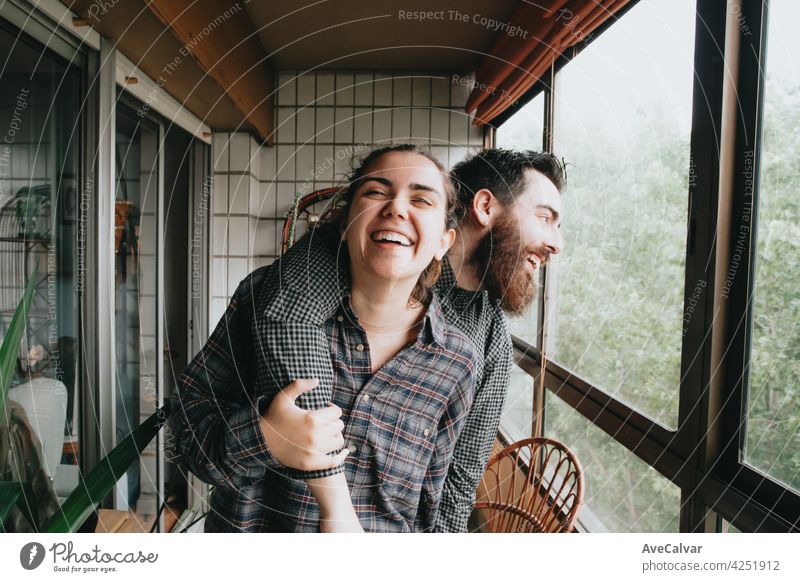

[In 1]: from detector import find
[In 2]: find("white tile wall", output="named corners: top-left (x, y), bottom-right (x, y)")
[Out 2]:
top-left (209, 71), bottom-right (483, 324)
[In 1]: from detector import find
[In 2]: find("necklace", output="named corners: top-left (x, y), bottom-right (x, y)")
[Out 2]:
top-left (349, 303), bottom-right (424, 332)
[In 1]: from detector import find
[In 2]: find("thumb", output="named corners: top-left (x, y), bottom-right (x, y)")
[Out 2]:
top-left (326, 448), bottom-right (350, 469)
top-left (282, 378), bottom-right (320, 402)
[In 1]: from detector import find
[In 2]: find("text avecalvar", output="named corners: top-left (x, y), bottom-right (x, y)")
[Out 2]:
top-left (642, 544), bottom-right (702, 554)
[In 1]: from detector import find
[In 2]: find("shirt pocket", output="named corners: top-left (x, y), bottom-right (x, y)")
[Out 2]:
top-left (369, 399), bottom-right (438, 506)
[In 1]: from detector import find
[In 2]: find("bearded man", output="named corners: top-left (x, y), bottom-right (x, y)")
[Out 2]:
top-left (449, 148), bottom-right (564, 316)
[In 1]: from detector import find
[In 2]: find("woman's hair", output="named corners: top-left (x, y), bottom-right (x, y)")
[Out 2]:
top-left (321, 144), bottom-right (457, 305)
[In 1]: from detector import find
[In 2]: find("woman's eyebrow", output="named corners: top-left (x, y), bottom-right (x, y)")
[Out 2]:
top-left (362, 177), bottom-right (441, 197)
top-left (361, 177), bottom-right (392, 188)
top-left (408, 182), bottom-right (441, 195)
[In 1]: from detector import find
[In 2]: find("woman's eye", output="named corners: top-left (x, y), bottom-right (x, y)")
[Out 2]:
top-left (414, 197), bottom-right (433, 206)
top-left (365, 190), bottom-right (387, 197)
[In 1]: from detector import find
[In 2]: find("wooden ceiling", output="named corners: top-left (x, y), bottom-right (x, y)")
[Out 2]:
top-left (245, 0), bottom-right (520, 70)
top-left (62, 0), bottom-right (258, 135)
top-left (59, 0), bottom-right (525, 140)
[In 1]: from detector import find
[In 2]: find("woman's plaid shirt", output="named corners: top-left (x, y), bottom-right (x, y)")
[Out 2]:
top-left (169, 227), bottom-right (512, 532)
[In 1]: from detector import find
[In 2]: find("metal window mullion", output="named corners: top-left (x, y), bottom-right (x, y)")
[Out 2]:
top-left (78, 47), bottom-right (99, 483)
top-left (96, 39), bottom-right (116, 512)
top-left (186, 140), bottom-right (211, 517)
top-left (677, 2), bottom-right (729, 532)
top-left (534, 62), bottom-right (559, 439)
top-left (154, 121), bottom-right (166, 532)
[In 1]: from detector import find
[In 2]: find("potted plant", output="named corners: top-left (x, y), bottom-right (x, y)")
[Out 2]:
top-left (1, 264), bottom-right (169, 533)
top-left (14, 186), bottom-right (51, 239)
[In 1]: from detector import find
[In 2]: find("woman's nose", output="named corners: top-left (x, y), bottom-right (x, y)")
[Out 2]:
top-left (381, 197), bottom-right (408, 219)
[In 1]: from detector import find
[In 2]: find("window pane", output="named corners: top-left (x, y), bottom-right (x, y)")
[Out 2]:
top-left (496, 92), bottom-right (544, 151)
top-left (746, 0), bottom-right (800, 492)
top-left (497, 95), bottom-right (545, 440)
top-left (500, 367), bottom-right (534, 440)
top-left (114, 102), bottom-right (160, 515)
top-left (552, 0), bottom-right (695, 428)
top-left (547, 395), bottom-right (680, 532)
top-left (0, 25), bottom-right (84, 527)
top-left (498, 94), bottom-right (545, 349)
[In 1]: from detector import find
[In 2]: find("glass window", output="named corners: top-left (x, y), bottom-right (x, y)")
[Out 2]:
top-left (745, 0), bottom-right (800, 493)
top-left (500, 93), bottom-right (545, 349)
top-left (0, 23), bottom-right (84, 523)
top-left (497, 94), bottom-right (545, 440)
top-left (551, 0), bottom-right (696, 428)
top-left (547, 394), bottom-right (680, 532)
top-left (496, 92), bottom-right (544, 151)
top-left (500, 367), bottom-right (534, 440)
top-left (114, 102), bottom-right (160, 515)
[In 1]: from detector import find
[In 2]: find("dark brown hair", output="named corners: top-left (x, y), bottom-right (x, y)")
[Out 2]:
top-left (450, 149), bottom-right (567, 224)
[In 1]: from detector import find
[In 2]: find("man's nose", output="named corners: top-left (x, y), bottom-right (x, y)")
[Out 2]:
top-left (545, 228), bottom-right (563, 255)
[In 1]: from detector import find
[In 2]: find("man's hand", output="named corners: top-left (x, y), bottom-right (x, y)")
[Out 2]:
top-left (259, 379), bottom-right (348, 471)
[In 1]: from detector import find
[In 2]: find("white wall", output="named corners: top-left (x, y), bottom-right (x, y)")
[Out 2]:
top-left (209, 70), bottom-right (484, 325)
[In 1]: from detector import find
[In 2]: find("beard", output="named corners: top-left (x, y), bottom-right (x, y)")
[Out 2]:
top-left (472, 212), bottom-right (541, 316)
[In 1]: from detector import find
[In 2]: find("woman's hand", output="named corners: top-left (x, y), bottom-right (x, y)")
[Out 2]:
top-left (259, 378), bottom-right (348, 471)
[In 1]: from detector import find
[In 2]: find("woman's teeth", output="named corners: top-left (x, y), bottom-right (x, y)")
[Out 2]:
top-left (372, 231), bottom-right (412, 246)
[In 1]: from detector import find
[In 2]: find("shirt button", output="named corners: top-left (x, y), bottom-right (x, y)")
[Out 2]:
top-left (348, 444), bottom-right (358, 454)
top-left (423, 428), bottom-right (431, 437)
top-left (355, 343), bottom-right (364, 352)
top-left (362, 394), bottom-right (370, 403)
top-left (336, 315), bottom-right (344, 322)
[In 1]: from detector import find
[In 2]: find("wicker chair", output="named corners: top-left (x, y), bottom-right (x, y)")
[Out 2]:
top-left (280, 187), bottom-right (340, 253)
top-left (474, 437), bottom-right (584, 533)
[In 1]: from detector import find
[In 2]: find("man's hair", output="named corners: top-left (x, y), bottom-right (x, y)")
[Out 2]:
top-left (450, 149), bottom-right (566, 223)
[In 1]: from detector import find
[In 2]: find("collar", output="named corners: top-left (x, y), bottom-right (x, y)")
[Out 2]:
top-left (339, 292), bottom-right (447, 349)
top-left (438, 256), bottom-right (457, 289)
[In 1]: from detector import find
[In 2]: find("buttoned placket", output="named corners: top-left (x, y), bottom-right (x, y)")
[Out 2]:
top-left (336, 309), bottom-right (374, 457)
top-left (334, 301), bottom-right (439, 471)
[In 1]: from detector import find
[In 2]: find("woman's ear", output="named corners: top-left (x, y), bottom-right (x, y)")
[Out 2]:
top-left (435, 228), bottom-right (457, 260)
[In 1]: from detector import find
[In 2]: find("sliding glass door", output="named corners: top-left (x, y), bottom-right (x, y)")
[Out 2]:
top-left (0, 20), bottom-right (86, 527)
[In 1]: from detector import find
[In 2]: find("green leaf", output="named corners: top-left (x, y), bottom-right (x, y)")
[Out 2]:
top-left (0, 482), bottom-right (23, 524)
top-left (0, 481), bottom-right (38, 531)
top-left (0, 259), bottom-right (39, 427)
top-left (41, 404), bottom-right (170, 533)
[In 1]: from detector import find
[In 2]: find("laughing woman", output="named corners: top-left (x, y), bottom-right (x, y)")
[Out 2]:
top-left (172, 145), bottom-right (480, 532)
